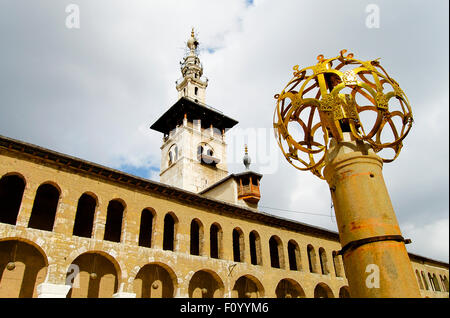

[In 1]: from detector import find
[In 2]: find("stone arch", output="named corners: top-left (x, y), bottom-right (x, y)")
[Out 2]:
top-left (232, 275), bottom-right (264, 298)
top-left (28, 182), bottom-right (61, 232)
top-left (287, 240), bottom-right (301, 271)
top-left (428, 272), bottom-right (436, 291)
top-left (421, 271), bottom-right (429, 290)
top-left (441, 275), bottom-right (449, 292)
top-left (168, 144), bottom-right (178, 166)
top-left (249, 230), bottom-right (262, 266)
top-left (197, 142), bottom-right (214, 157)
top-left (332, 251), bottom-right (343, 277)
top-left (269, 235), bottom-right (285, 269)
top-left (72, 192), bottom-right (98, 238)
top-left (188, 269), bottom-right (224, 298)
top-left (104, 199), bottom-right (126, 243)
top-left (190, 218), bottom-right (204, 256)
top-left (209, 222), bottom-right (222, 259)
top-left (232, 227), bottom-right (245, 263)
top-left (432, 273), bottom-right (441, 292)
top-left (307, 244), bottom-right (318, 273)
top-left (319, 247), bottom-right (329, 275)
top-left (0, 238), bottom-right (48, 297)
top-left (339, 286), bottom-right (350, 298)
top-left (133, 262), bottom-right (177, 298)
top-left (275, 278), bottom-right (306, 298)
top-left (138, 208), bottom-right (156, 248)
top-left (163, 212), bottom-right (179, 251)
top-left (415, 269), bottom-right (424, 290)
top-left (314, 282), bottom-right (334, 298)
top-left (0, 173), bottom-right (26, 225)
top-left (66, 251), bottom-right (121, 298)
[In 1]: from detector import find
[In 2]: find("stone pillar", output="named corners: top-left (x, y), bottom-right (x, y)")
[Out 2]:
top-left (16, 182), bottom-right (38, 227)
top-left (92, 200), bottom-right (106, 240)
top-left (323, 134), bottom-right (420, 298)
top-left (37, 283), bottom-right (71, 298)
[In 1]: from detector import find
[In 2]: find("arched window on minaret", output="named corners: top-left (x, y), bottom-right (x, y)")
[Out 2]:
top-left (168, 144), bottom-right (178, 167)
top-left (194, 87), bottom-right (198, 96)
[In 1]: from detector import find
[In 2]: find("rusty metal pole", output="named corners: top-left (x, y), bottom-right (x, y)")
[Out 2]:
top-left (323, 133), bottom-right (420, 297)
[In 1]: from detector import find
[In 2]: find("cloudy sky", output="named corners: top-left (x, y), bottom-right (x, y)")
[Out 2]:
top-left (0, 0), bottom-right (448, 262)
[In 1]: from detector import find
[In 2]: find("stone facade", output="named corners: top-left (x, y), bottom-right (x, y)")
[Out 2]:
top-left (160, 119), bottom-right (228, 193)
top-left (0, 135), bottom-right (448, 298)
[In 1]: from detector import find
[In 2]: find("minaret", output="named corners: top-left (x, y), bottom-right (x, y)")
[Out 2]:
top-left (150, 29), bottom-right (238, 193)
top-left (175, 28), bottom-right (208, 104)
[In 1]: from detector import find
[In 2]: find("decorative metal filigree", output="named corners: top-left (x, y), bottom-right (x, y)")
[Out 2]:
top-left (273, 50), bottom-right (413, 179)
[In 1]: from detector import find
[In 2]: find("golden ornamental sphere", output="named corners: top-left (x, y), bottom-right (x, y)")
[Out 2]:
top-left (273, 50), bottom-right (413, 179)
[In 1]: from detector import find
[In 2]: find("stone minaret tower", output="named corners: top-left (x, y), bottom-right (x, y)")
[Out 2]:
top-left (150, 29), bottom-right (238, 193)
top-left (175, 28), bottom-right (208, 104)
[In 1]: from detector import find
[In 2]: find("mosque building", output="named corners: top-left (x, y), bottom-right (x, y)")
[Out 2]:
top-left (0, 30), bottom-right (448, 298)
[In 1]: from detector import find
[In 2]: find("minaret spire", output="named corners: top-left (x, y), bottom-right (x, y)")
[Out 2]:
top-left (175, 28), bottom-right (208, 103)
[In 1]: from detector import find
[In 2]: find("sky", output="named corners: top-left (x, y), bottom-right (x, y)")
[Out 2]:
top-left (0, 0), bottom-right (448, 262)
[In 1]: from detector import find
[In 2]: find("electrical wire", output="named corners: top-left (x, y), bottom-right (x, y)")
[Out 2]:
top-left (259, 205), bottom-right (336, 219)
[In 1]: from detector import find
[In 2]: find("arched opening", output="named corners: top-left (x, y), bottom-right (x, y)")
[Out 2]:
top-left (307, 245), bottom-right (317, 273)
top-left (188, 270), bottom-right (224, 298)
top-left (314, 282), bottom-right (334, 298)
top-left (332, 251), bottom-right (343, 277)
top-left (168, 144), bottom-right (178, 167)
top-left (442, 275), bottom-right (449, 292)
top-left (133, 263), bottom-right (175, 298)
top-left (103, 200), bottom-right (124, 243)
top-left (0, 174), bottom-right (25, 225)
top-left (319, 248), bottom-right (329, 275)
top-left (249, 231), bottom-right (262, 266)
top-left (190, 219), bottom-right (203, 256)
top-left (275, 279), bottom-right (306, 298)
top-left (72, 193), bottom-right (97, 238)
top-left (66, 252), bottom-right (119, 298)
top-left (339, 286), bottom-right (350, 298)
top-left (138, 208), bottom-right (154, 248)
top-left (232, 275), bottom-right (264, 298)
top-left (421, 271), bottom-right (429, 290)
top-left (28, 183), bottom-right (60, 231)
top-left (209, 223), bottom-right (222, 259)
top-left (269, 236), bottom-right (284, 269)
top-left (415, 270), bottom-right (424, 290)
top-left (163, 213), bottom-right (177, 251)
top-left (428, 273), bottom-right (436, 291)
top-left (432, 273), bottom-right (441, 292)
top-left (287, 240), bottom-right (301, 271)
top-left (0, 239), bottom-right (47, 298)
top-left (194, 87), bottom-right (198, 96)
top-left (232, 228), bottom-right (244, 263)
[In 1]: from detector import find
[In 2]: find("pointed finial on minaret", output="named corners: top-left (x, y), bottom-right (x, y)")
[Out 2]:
top-left (243, 144), bottom-right (251, 170)
top-left (187, 27), bottom-right (198, 53)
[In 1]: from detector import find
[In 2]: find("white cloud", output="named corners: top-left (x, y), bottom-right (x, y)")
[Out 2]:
top-left (402, 218), bottom-right (449, 262)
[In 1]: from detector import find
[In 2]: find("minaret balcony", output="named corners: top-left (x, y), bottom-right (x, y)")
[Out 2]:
top-left (238, 184), bottom-right (261, 204)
